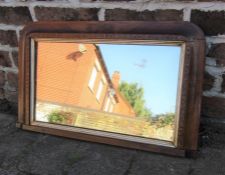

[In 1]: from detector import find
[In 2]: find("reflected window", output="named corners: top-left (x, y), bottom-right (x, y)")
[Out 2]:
top-left (109, 99), bottom-right (115, 113)
top-left (95, 59), bottom-right (101, 71)
top-left (104, 97), bottom-right (110, 112)
top-left (96, 79), bottom-right (104, 101)
top-left (88, 66), bottom-right (98, 91)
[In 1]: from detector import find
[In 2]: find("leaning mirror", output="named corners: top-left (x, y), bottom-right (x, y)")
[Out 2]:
top-left (17, 21), bottom-right (205, 157)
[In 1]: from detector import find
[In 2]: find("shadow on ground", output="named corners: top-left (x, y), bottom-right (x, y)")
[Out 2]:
top-left (0, 113), bottom-right (225, 175)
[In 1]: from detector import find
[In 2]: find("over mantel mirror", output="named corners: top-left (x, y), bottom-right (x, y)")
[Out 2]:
top-left (17, 21), bottom-right (205, 157)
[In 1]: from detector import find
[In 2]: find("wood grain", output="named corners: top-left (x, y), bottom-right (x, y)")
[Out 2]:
top-left (18, 21), bottom-right (205, 157)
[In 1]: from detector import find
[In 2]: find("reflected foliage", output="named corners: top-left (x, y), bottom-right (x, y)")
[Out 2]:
top-left (153, 112), bottom-right (175, 128)
top-left (47, 110), bottom-right (75, 124)
top-left (119, 82), bottom-right (152, 119)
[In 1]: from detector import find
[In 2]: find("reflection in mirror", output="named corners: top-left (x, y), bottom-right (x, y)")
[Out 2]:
top-left (34, 42), bottom-right (181, 142)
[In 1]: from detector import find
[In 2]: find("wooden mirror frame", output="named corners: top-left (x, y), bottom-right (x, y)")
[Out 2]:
top-left (17, 21), bottom-right (205, 157)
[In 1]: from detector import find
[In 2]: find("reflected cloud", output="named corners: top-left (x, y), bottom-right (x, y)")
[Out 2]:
top-left (134, 58), bottom-right (148, 68)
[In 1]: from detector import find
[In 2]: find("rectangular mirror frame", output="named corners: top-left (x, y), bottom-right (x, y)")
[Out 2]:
top-left (17, 21), bottom-right (205, 157)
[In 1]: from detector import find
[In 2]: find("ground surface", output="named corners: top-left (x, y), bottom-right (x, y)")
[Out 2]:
top-left (0, 113), bottom-right (225, 175)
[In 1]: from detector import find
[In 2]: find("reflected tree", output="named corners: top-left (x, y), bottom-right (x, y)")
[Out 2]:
top-left (119, 82), bottom-right (152, 119)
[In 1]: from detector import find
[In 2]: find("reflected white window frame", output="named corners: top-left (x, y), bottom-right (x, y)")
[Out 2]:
top-left (109, 98), bottom-right (116, 112)
top-left (104, 96), bottom-right (110, 112)
top-left (104, 93), bottom-right (116, 112)
top-left (95, 59), bottom-right (101, 71)
top-left (88, 65), bottom-right (98, 91)
top-left (96, 79), bottom-right (104, 101)
top-left (109, 102), bottom-right (114, 113)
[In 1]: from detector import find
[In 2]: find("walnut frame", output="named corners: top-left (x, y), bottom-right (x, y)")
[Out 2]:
top-left (17, 21), bottom-right (205, 157)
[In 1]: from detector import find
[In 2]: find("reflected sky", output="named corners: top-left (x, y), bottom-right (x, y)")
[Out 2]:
top-left (98, 44), bottom-right (181, 116)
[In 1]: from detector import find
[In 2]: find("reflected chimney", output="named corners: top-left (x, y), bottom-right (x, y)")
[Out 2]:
top-left (112, 71), bottom-right (120, 89)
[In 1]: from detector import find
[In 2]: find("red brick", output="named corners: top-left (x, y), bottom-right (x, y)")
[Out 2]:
top-left (0, 88), bottom-right (4, 99)
top-left (221, 74), bottom-right (225, 93)
top-left (207, 44), bottom-right (225, 66)
top-left (0, 30), bottom-right (18, 47)
top-left (203, 72), bottom-right (215, 91)
top-left (105, 9), bottom-right (183, 21)
top-left (0, 71), bottom-right (5, 87)
top-left (34, 7), bottom-right (99, 21)
top-left (191, 10), bottom-right (225, 36)
top-left (0, 51), bottom-right (11, 68)
top-left (202, 96), bottom-right (225, 118)
top-left (0, 7), bottom-right (32, 25)
top-left (7, 72), bottom-right (18, 90)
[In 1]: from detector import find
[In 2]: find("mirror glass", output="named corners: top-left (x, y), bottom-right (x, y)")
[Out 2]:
top-left (34, 41), bottom-right (181, 142)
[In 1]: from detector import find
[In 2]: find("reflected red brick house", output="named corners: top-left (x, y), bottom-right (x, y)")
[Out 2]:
top-left (36, 42), bottom-right (136, 117)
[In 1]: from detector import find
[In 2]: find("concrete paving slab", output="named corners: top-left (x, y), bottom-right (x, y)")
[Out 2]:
top-left (0, 113), bottom-right (225, 175)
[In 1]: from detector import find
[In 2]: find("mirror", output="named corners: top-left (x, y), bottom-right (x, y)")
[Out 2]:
top-left (34, 42), bottom-right (181, 142)
top-left (18, 21), bottom-right (205, 156)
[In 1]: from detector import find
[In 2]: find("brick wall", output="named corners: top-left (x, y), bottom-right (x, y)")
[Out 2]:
top-left (0, 0), bottom-right (225, 125)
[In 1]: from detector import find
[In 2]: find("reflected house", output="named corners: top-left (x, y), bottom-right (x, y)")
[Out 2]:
top-left (37, 42), bottom-right (136, 117)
